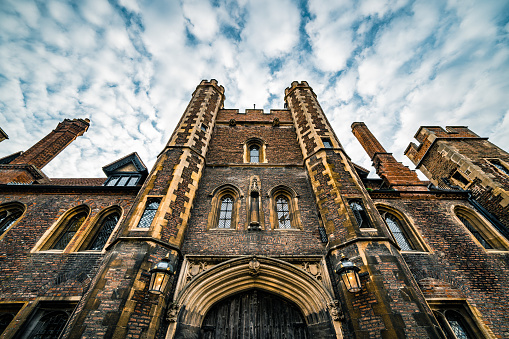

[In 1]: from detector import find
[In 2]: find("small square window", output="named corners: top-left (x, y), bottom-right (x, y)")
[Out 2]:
top-left (322, 138), bottom-right (333, 148)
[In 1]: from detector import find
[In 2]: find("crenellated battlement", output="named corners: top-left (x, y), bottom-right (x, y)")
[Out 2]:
top-left (194, 79), bottom-right (225, 97)
top-left (284, 80), bottom-right (316, 98)
top-left (405, 125), bottom-right (483, 165)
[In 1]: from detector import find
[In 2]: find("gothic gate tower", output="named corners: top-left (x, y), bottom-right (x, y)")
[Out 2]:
top-left (55, 80), bottom-right (443, 338)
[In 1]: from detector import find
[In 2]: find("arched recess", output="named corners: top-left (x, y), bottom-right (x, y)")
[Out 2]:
top-left (267, 185), bottom-right (302, 230)
top-left (207, 184), bottom-right (243, 229)
top-left (169, 256), bottom-right (341, 338)
top-left (243, 138), bottom-right (267, 163)
top-left (32, 205), bottom-right (90, 252)
top-left (453, 205), bottom-right (509, 251)
top-left (375, 203), bottom-right (430, 252)
top-left (0, 201), bottom-right (26, 240)
top-left (75, 205), bottom-right (123, 252)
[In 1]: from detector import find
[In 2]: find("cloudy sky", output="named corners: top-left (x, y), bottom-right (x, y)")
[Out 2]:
top-left (1, 0), bottom-right (508, 179)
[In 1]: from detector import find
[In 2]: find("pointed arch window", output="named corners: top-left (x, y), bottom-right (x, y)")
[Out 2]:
top-left (244, 138), bottom-right (266, 164)
top-left (0, 203), bottom-right (24, 237)
top-left (218, 195), bottom-right (234, 228)
top-left (276, 195), bottom-right (291, 229)
top-left (269, 186), bottom-right (302, 230)
top-left (208, 186), bottom-right (241, 230)
top-left (429, 301), bottom-right (486, 339)
top-left (377, 206), bottom-right (428, 252)
top-left (385, 213), bottom-right (413, 251)
top-left (349, 200), bottom-right (372, 228)
top-left (51, 212), bottom-right (87, 250)
top-left (16, 302), bottom-right (76, 339)
top-left (86, 212), bottom-right (120, 250)
top-left (454, 207), bottom-right (509, 251)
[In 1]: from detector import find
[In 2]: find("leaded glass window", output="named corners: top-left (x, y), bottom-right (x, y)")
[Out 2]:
top-left (218, 195), bottom-right (233, 228)
top-left (51, 212), bottom-right (87, 250)
top-left (0, 209), bottom-right (22, 236)
top-left (136, 198), bottom-right (161, 228)
top-left (250, 145), bottom-right (260, 163)
top-left (31, 311), bottom-right (69, 339)
top-left (105, 175), bottom-right (140, 187)
top-left (445, 311), bottom-right (472, 339)
top-left (349, 200), bottom-right (372, 228)
top-left (276, 195), bottom-right (291, 229)
top-left (458, 215), bottom-right (492, 249)
top-left (385, 214), bottom-right (413, 251)
top-left (87, 213), bottom-right (120, 250)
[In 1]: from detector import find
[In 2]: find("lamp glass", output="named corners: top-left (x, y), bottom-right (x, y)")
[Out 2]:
top-left (149, 271), bottom-right (171, 294)
top-left (341, 269), bottom-right (362, 293)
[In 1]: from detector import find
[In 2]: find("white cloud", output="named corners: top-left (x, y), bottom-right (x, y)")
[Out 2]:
top-left (0, 0), bottom-right (507, 181)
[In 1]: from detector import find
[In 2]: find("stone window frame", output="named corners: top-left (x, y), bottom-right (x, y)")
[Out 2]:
top-left (32, 205), bottom-right (91, 253)
top-left (450, 170), bottom-right (471, 188)
top-left (268, 185), bottom-right (302, 230)
top-left (321, 137), bottom-right (334, 149)
top-left (130, 196), bottom-right (164, 231)
top-left (376, 204), bottom-right (430, 252)
top-left (207, 184), bottom-right (242, 230)
top-left (12, 298), bottom-right (79, 339)
top-left (74, 206), bottom-right (123, 252)
top-left (485, 158), bottom-right (509, 177)
top-left (243, 138), bottom-right (267, 164)
top-left (427, 299), bottom-right (493, 339)
top-left (0, 201), bottom-right (26, 241)
top-left (453, 205), bottom-right (509, 252)
top-left (347, 199), bottom-right (374, 229)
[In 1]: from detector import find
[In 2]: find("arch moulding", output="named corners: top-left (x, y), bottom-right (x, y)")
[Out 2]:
top-left (166, 255), bottom-right (343, 338)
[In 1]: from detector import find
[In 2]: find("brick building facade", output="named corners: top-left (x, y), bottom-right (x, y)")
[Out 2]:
top-left (1, 80), bottom-right (508, 338)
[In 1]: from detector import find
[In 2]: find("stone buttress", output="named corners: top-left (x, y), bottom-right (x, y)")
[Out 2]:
top-left (285, 82), bottom-right (442, 338)
top-left (62, 80), bottom-right (224, 339)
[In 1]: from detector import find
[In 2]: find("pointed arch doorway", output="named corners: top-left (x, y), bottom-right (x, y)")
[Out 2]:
top-left (200, 289), bottom-right (309, 338)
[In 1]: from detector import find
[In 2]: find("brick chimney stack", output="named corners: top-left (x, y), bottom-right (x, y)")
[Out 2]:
top-left (352, 122), bottom-right (427, 191)
top-left (11, 118), bottom-right (90, 169)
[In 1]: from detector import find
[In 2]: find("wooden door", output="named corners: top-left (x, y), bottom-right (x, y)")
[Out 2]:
top-left (200, 289), bottom-right (309, 339)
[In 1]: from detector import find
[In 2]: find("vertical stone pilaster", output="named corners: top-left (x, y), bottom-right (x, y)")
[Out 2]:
top-left (64, 80), bottom-right (224, 339)
top-left (285, 82), bottom-right (442, 338)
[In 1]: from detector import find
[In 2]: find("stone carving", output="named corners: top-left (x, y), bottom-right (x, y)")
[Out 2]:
top-left (249, 257), bottom-right (261, 276)
top-left (166, 302), bottom-right (179, 322)
top-left (250, 177), bottom-right (260, 193)
top-left (186, 261), bottom-right (208, 282)
top-left (302, 262), bottom-right (322, 280)
top-left (229, 119), bottom-right (236, 126)
top-left (328, 300), bottom-right (344, 321)
top-left (272, 117), bottom-right (280, 127)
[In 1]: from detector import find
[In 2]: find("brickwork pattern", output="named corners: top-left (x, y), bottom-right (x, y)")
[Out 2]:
top-left (373, 196), bottom-right (509, 337)
top-left (206, 125), bottom-right (303, 165)
top-left (181, 166), bottom-right (325, 256)
top-left (216, 109), bottom-right (293, 123)
top-left (0, 190), bottom-right (136, 301)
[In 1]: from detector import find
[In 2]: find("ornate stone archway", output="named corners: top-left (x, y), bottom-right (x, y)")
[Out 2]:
top-left (166, 256), bottom-right (343, 338)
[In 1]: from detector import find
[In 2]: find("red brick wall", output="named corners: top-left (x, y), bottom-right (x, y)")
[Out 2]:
top-left (372, 196), bottom-right (509, 337)
top-left (206, 125), bottom-right (303, 165)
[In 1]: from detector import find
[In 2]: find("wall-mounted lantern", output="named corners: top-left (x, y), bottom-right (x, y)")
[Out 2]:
top-left (335, 254), bottom-right (363, 293)
top-left (149, 250), bottom-right (178, 295)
